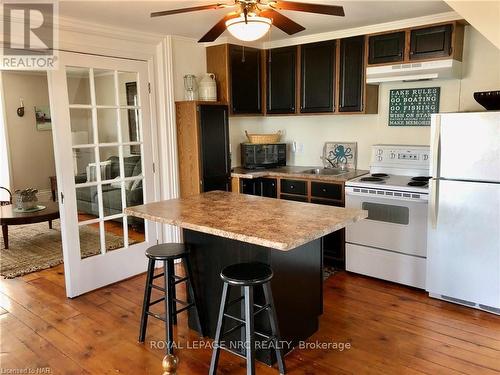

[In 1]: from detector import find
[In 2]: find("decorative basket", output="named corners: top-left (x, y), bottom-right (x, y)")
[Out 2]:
top-left (245, 130), bottom-right (282, 144)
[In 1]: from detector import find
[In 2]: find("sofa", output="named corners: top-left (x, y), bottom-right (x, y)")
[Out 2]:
top-left (75, 155), bottom-right (143, 228)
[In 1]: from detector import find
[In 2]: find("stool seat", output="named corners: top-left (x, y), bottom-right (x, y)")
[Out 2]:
top-left (145, 243), bottom-right (188, 260)
top-left (221, 262), bottom-right (273, 286)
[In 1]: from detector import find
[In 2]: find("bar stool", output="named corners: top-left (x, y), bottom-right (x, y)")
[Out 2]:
top-left (138, 243), bottom-right (203, 355)
top-left (209, 262), bottom-right (286, 375)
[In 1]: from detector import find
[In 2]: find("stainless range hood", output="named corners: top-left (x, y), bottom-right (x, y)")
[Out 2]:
top-left (366, 59), bottom-right (462, 83)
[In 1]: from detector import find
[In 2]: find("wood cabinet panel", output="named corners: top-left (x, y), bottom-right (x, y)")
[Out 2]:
top-left (368, 31), bottom-right (405, 65)
top-left (176, 102), bottom-right (231, 197)
top-left (266, 46), bottom-right (297, 114)
top-left (410, 24), bottom-right (453, 60)
top-left (339, 36), bottom-right (365, 112)
top-left (229, 45), bottom-right (262, 114)
top-left (300, 41), bottom-right (336, 113)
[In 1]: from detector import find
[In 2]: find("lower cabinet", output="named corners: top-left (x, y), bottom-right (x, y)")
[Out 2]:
top-left (240, 177), bottom-right (346, 269)
top-left (240, 178), bottom-right (277, 198)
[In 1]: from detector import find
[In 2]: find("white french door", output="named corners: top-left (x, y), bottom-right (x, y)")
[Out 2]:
top-left (48, 52), bottom-right (156, 297)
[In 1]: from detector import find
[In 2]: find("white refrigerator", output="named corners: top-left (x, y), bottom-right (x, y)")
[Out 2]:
top-left (427, 112), bottom-right (500, 314)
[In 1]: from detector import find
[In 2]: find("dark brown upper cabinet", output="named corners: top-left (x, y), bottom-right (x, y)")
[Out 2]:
top-left (339, 36), bottom-right (365, 113)
top-left (410, 24), bottom-right (453, 60)
top-left (229, 45), bottom-right (262, 114)
top-left (300, 41), bottom-right (336, 113)
top-left (368, 31), bottom-right (405, 65)
top-left (266, 46), bottom-right (297, 114)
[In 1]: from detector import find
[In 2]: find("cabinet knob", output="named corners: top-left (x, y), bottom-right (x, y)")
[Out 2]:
top-left (290, 185), bottom-right (294, 189)
top-left (322, 188), bottom-right (327, 192)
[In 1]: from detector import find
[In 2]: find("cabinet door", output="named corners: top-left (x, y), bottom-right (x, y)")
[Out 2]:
top-left (410, 24), bottom-right (452, 60)
top-left (260, 178), bottom-right (277, 198)
top-left (339, 36), bottom-right (365, 113)
top-left (300, 41), bottom-right (335, 113)
top-left (240, 179), bottom-right (258, 195)
top-left (230, 45), bottom-right (262, 114)
top-left (199, 105), bottom-right (231, 192)
top-left (368, 31), bottom-right (405, 65)
top-left (267, 46), bottom-right (297, 114)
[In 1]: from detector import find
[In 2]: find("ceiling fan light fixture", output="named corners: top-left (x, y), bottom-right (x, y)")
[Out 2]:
top-left (225, 14), bottom-right (272, 42)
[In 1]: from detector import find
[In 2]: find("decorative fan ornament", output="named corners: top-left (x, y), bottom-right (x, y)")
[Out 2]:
top-left (151, 1), bottom-right (345, 42)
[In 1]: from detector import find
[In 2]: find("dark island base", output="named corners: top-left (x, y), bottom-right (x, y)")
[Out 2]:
top-left (184, 229), bottom-right (323, 365)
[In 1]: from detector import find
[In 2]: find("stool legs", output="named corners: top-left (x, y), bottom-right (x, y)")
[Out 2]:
top-left (167, 259), bottom-right (177, 326)
top-left (263, 282), bottom-right (286, 375)
top-left (138, 258), bottom-right (155, 343)
top-left (209, 283), bottom-right (229, 375)
top-left (244, 286), bottom-right (256, 375)
top-left (210, 281), bottom-right (286, 375)
top-left (164, 260), bottom-right (174, 355)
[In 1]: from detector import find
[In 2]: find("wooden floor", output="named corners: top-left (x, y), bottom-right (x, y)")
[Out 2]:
top-left (1, 265), bottom-right (499, 375)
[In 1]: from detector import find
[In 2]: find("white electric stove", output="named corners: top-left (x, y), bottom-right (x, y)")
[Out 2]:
top-left (345, 144), bottom-right (430, 289)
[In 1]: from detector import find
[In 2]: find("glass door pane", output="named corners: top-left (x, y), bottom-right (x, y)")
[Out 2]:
top-left (66, 66), bottom-right (146, 260)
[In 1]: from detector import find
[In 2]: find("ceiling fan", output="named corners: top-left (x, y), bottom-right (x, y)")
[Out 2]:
top-left (151, 1), bottom-right (345, 43)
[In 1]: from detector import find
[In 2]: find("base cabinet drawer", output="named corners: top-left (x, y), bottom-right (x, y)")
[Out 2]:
top-left (280, 194), bottom-right (308, 202)
top-left (281, 179), bottom-right (307, 195)
top-left (311, 182), bottom-right (342, 200)
top-left (311, 198), bottom-right (343, 207)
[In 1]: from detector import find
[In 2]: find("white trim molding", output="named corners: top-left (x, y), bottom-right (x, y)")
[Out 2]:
top-left (263, 11), bottom-right (462, 48)
top-left (156, 36), bottom-right (181, 243)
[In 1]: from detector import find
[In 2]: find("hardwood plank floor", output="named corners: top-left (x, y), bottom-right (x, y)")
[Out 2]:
top-left (1, 265), bottom-right (499, 374)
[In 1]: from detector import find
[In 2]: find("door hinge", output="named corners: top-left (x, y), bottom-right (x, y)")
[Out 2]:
top-left (60, 192), bottom-right (64, 204)
top-left (152, 162), bottom-right (156, 173)
top-left (148, 82), bottom-right (151, 94)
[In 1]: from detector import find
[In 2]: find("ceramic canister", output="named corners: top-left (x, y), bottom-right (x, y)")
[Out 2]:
top-left (199, 73), bottom-right (217, 101)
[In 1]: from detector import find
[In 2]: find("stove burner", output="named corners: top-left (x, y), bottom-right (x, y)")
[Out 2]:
top-left (371, 173), bottom-right (389, 178)
top-left (411, 176), bottom-right (432, 182)
top-left (361, 177), bottom-right (385, 182)
top-left (408, 181), bottom-right (428, 187)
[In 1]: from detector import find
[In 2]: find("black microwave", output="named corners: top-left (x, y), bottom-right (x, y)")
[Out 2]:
top-left (241, 143), bottom-right (287, 169)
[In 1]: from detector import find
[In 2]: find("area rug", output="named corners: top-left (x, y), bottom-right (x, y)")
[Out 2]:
top-left (0, 219), bottom-right (134, 278)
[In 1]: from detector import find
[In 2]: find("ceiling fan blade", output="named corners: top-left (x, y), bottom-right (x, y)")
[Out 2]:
top-left (151, 4), bottom-right (226, 18)
top-left (260, 9), bottom-right (305, 35)
top-left (269, 1), bottom-right (345, 17)
top-left (198, 13), bottom-right (239, 43)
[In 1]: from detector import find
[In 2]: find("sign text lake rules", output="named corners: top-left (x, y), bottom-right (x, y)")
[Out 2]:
top-left (389, 87), bottom-right (440, 126)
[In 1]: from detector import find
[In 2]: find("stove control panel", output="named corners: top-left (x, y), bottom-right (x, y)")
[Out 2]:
top-left (371, 145), bottom-right (430, 168)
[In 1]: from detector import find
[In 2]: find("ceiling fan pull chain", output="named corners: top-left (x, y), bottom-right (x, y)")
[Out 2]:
top-left (242, 45), bottom-right (246, 63)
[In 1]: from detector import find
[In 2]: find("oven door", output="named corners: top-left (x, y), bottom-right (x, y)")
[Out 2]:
top-left (345, 190), bottom-right (428, 257)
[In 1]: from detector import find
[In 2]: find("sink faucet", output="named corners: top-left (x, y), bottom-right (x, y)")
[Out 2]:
top-left (321, 155), bottom-right (336, 168)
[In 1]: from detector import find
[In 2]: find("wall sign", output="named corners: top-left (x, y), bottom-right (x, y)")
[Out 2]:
top-left (388, 87), bottom-right (440, 126)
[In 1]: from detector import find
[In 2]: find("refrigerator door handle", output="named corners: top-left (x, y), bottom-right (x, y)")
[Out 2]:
top-left (431, 115), bottom-right (441, 178)
top-left (430, 178), bottom-right (439, 229)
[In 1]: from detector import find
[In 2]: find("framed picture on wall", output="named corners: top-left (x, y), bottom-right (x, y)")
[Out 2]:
top-left (35, 106), bottom-right (52, 131)
top-left (388, 87), bottom-right (440, 126)
top-left (125, 82), bottom-right (140, 155)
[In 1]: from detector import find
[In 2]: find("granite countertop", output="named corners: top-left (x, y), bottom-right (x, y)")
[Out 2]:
top-left (231, 166), bottom-right (369, 182)
top-left (125, 191), bottom-right (367, 251)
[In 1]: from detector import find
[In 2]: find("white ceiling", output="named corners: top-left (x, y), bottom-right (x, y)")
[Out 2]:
top-left (59, 0), bottom-right (452, 41)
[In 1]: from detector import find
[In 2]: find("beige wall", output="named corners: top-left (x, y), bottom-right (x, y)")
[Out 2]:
top-left (229, 26), bottom-right (500, 169)
top-left (171, 37), bottom-right (207, 101)
top-left (2, 72), bottom-right (56, 191)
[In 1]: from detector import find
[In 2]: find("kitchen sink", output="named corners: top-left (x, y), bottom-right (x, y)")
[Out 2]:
top-left (300, 168), bottom-right (349, 176)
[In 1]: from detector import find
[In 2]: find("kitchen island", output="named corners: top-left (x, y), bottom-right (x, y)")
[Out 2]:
top-left (125, 191), bottom-right (367, 364)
